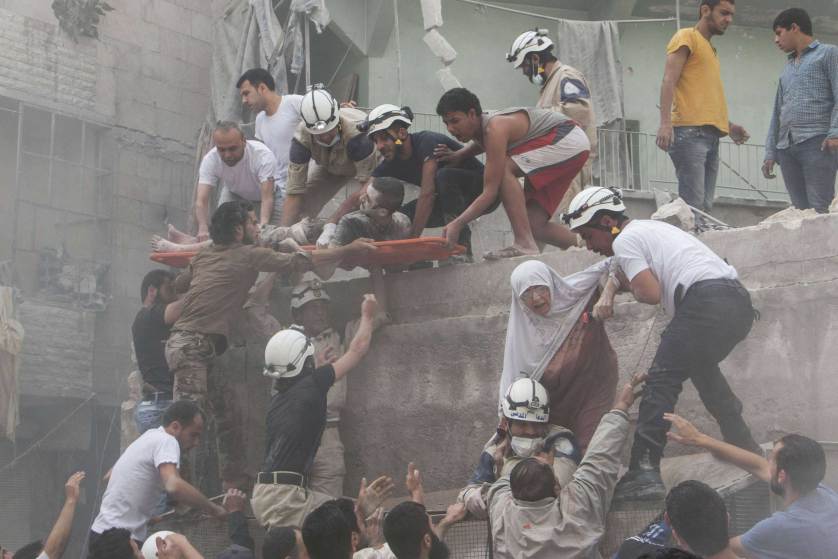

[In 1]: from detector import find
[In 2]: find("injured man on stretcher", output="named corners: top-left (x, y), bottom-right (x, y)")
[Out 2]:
top-left (151, 175), bottom-right (410, 254)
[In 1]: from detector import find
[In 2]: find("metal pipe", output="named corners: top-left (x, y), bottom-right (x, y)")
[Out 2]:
top-left (675, 0), bottom-right (681, 28)
top-left (393, 0), bottom-right (403, 106)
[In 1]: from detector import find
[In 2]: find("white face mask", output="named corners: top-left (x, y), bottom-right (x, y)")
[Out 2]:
top-left (314, 132), bottom-right (340, 147)
top-left (532, 72), bottom-right (545, 87)
top-left (511, 436), bottom-right (544, 458)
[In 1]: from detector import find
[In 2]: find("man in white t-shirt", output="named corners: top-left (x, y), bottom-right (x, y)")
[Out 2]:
top-left (236, 68), bottom-right (303, 194)
top-left (193, 121), bottom-right (279, 241)
top-left (563, 186), bottom-right (760, 503)
top-left (89, 400), bottom-right (226, 546)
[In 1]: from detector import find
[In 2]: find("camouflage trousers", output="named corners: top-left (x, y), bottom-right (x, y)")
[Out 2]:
top-left (165, 330), bottom-right (247, 487)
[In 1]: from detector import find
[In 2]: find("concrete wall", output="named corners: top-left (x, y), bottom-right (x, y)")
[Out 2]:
top-left (268, 212), bottom-right (838, 496)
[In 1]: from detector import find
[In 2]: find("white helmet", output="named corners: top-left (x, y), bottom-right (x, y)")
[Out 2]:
top-left (142, 531), bottom-right (175, 559)
top-left (502, 378), bottom-right (550, 423)
top-left (300, 85), bottom-right (340, 134)
top-left (506, 29), bottom-right (554, 68)
top-left (561, 187), bottom-right (626, 230)
top-left (363, 104), bottom-right (413, 136)
top-left (264, 328), bottom-right (315, 379)
top-left (290, 272), bottom-right (330, 311)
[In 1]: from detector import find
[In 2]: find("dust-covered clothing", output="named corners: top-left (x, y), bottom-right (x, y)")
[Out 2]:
top-left (286, 108), bottom-right (377, 196)
top-left (487, 410), bottom-right (629, 559)
top-left (172, 243), bottom-right (310, 342)
top-left (331, 210), bottom-right (412, 247)
top-left (666, 29), bottom-right (729, 135)
top-left (132, 303), bottom-right (173, 397)
top-left (537, 63), bottom-right (597, 213)
top-left (199, 140), bottom-right (277, 201)
top-left (91, 426), bottom-right (180, 541)
top-left (481, 107), bottom-right (590, 217)
top-left (459, 424), bottom-right (580, 520)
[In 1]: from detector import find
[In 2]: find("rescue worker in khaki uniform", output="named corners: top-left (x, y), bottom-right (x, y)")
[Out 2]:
top-left (507, 29), bottom-right (597, 215)
top-left (282, 86), bottom-right (378, 241)
top-left (458, 378), bottom-right (579, 519)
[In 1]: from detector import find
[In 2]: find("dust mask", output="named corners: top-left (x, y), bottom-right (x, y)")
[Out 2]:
top-left (511, 436), bottom-right (544, 458)
top-left (314, 132), bottom-right (340, 147)
top-left (532, 69), bottom-right (546, 87)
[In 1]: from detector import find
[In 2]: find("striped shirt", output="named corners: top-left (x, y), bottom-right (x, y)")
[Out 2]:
top-left (765, 40), bottom-right (838, 160)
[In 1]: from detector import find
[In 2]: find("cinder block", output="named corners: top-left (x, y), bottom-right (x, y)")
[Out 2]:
top-left (423, 29), bottom-right (457, 65)
top-left (420, 0), bottom-right (443, 30)
top-left (436, 67), bottom-right (462, 90)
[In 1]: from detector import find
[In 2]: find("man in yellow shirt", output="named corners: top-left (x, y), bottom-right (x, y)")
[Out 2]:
top-left (657, 0), bottom-right (750, 214)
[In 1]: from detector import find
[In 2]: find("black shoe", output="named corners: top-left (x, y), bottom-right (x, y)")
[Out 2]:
top-left (612, 469), bottom-right (666, 504)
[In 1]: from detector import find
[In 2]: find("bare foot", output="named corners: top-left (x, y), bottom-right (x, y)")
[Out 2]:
top-left (167, 224), bottom-right (196, 244)
top-left (483, 245), bottom-right (539, 260)
top-left (151, 235), bottom-right (181, 253)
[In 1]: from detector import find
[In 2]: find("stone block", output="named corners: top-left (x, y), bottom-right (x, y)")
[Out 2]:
top-left (419, 0), bottom-right (443, 30)
top-left (423, 29), bottom-right (457, 64)
top-left (184, 37), bottom-right (212, 68)
top-left (144, 0), bottom-right (191, 34)
top-left (138, 76), bottom-right (182, 113)
top-left (435, 67), bottom-right (462, 90)
top-left (651, 197), bottom-right (695, 231)
top-left (102, 11), bottom-right (160, 51)
top-left (95, 66), bottom-right (117, 118)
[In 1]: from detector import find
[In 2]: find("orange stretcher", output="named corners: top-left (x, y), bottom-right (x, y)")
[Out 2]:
top-left (149, 237), bottom-right (466, 269)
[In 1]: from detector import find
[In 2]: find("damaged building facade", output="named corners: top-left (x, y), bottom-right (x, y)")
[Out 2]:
top-left (0, 0), bottom-right (837, 555)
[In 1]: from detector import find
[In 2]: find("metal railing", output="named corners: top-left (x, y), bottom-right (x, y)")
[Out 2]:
top-left (593, 128), bottom-right (790, 202)
top-left (409, 111), bottom-right (789, 202)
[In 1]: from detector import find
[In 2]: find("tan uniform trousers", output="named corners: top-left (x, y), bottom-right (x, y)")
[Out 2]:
top-left (251, 482), bottom-right (333, 529)
top-left (299, 163), bottom-right (362, 220)
top-left (308, 424), bottom-right (346, 497)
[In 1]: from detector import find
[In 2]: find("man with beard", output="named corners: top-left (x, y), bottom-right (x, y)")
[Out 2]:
top-left (656, 0), bottom-right (749, 213)
top-left (165, 201), bottom-right (375, 489)
top-left (364, 104), bottom-right (488, 258)
top-left (383, 493), bottom-right (465, 559)
top-left (666, 413), bottom-right (838, 559)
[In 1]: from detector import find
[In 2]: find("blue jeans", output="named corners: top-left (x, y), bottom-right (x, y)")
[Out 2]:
top-left (669, 126), bottom-right (721, 213)
top-left (134, 397), bottom-right (172, 434)
top-left (776, 135), bottom-right (838, 213)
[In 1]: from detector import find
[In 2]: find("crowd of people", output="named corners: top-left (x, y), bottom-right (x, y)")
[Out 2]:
top-left (4, 2), bottom-right (838, 558)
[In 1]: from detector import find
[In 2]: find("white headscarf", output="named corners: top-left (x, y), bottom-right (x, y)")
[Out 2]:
top-left (499, 259), bottom-right (611, 413)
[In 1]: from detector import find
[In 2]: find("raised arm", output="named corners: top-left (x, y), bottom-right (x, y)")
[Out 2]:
top-left (194, 184), bottom-right (213, 242)
top-left (159, 463), bottom-right (227, 518)
top-left (657, 47), bottom-right (689, 151)
top-left (665, 413), bottom-right (770, 481)
top-left (258, 179), bottom-right (275, 226)
top-left (332, 294), bottom-right (377, 381)
top-left (41, 472), bottom-right (85, 559)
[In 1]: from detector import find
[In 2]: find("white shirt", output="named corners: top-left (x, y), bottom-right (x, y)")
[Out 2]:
top-left (91, 427), bottom-right (181, 541)
top-left (354, 544), bottom-right (395, 559)
top-left (198, 140), bottom-right (276, 201)
top-left (255, 94), bottom-right (303, 191)
top-left (613, 220), bottom-right (737, 316)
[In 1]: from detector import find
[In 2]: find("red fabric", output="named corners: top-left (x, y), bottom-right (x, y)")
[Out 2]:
top-left (525, 150), bottom-right (589, 217)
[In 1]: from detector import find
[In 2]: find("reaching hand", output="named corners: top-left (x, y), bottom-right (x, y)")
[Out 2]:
top-left (405, 462), bottom-right (424, 501)
top-left (222, 488), bottom-right (247, 514)
top-left (361, 294), bottom-right (379, 319)
top-left (362, 507), bottom-right (385, 548)
top-left (316, 345), bottom-right (338, 365)
top-left (613, 372), bottom-right (648, 412)
top-left (358, 475), bottom-right (395, 517)
top-left (196, 229), bottom-right (209, 243)
top-left (432, 144), bottom-right (460, 165)
top-left (664, 413), bottom-right (706, 447)
top-left (64, 471), bottom-right (85, 503)
top-left (592, 290), bottom-right (615, 321)
top-left (441, 502), bottom-right (467, 525)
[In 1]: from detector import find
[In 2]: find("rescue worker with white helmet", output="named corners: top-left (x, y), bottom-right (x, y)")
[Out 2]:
top-left (283, 85), bottom-right (378, 244)
top-left (507, 28), bottom-right (598, 215)
top-left (564, 186), bottom-right (761, 503)
top-left (365, 103), bottom-right (491, 258)
top-left (457, 377), bottom-right (580, 519)
top-left (251, 292), bottom-right (379, 528)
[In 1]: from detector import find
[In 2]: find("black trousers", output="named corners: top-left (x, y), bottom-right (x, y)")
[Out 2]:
top-left (400, 166), bottom-right (497, 252)
top-left (630, 279), bottom-right (760, 468)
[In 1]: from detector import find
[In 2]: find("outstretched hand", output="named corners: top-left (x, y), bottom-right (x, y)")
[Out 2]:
top-left (358, 475), bottom-right (395, 517)
top-left (664, 413), bottom-right (705, 447)
top-left (613, 372), bottom-right (648, 412)
top-left (64, 471), bottom-right (85, 502)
